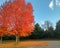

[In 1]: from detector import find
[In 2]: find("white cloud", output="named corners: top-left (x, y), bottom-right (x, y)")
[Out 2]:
top-left (49, 0), bottom-right (54, 10)
top-left (56, 0), bottom-right (60, 7)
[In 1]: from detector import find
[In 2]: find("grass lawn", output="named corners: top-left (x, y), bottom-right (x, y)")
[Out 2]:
top-left (0, 40), bottom-right (48, 48)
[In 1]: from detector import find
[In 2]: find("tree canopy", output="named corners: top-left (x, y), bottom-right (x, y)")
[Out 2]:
top-left (0, 0), bottom-right (34, 37)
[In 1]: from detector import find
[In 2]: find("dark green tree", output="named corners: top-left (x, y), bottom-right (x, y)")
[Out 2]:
top-left (56, 20), bottom-right (60, 32)
top-left (55, 20), bottom-right (60, 38)
top-left (31, 23), bottom-right (44, 39)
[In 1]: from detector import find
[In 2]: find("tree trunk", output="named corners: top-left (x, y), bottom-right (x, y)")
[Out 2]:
top-left (0, 36), bottom-right (2, 43)
top-left (16, 35), bottom-right (19, 44)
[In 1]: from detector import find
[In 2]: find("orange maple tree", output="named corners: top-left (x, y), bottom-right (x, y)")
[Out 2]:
top-left (0, 0), bottom-right (34, 42)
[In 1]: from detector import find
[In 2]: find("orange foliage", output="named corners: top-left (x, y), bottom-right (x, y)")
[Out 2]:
top-left (0, 0), bottom-right (34, 37)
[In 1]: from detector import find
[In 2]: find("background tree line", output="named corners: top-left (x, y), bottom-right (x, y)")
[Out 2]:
top-left (30, 20), bottom-right (60, 40)
top-left (1, 20), bottom-right (60, 40)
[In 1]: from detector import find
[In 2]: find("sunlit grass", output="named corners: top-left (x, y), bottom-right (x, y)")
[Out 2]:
top-left (0, 40), bottom-right (48, 48)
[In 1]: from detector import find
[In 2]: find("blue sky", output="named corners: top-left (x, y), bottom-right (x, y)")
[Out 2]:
top-left (0, 0), bottom-right (60, 28)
